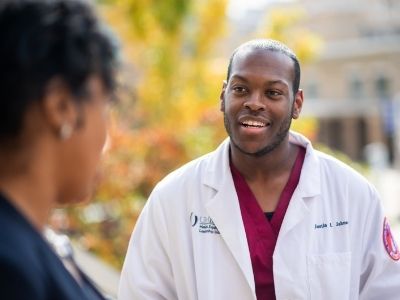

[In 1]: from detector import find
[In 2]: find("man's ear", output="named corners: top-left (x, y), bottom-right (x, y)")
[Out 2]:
top-left (220, 80), bottom-right (227, 112)
top-left (40, 78), bottom-right (78, 138)
top-left (292, 89), bottom-right (304, 119)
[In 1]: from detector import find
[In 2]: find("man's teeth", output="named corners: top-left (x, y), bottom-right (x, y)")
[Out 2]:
top-left (242, 120), bottom-right (266, 127)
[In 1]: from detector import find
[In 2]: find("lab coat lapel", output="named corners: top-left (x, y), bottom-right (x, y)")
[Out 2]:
top-left (203, 139), bottom-right (255, 294)
top-left (278, 190), bottom-right (309, 237)
top-left (279, 133), bottom-right (321, 237)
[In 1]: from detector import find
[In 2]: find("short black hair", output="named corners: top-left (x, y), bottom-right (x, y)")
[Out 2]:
top-left (226, 39), bottom-right (301, 95)
top-left (0, 0), bottom-right (118, 141)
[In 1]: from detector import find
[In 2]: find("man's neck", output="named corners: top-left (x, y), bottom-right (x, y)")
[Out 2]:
top-left (230, 140), bottom-right (299, 183)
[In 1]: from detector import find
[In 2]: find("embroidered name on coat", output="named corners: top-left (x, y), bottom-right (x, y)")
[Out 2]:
top-left (314, 220), bottom-right (349, 229)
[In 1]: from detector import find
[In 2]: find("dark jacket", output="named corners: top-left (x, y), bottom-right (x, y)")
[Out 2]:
top-left (0, 193), bottom-right (106, 300)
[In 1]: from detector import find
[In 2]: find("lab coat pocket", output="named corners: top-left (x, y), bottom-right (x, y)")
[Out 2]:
top-left (307, 252), bottom-right (351, 300)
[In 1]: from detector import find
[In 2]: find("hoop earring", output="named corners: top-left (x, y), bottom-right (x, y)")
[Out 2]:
top-left (59, 123), bottom-right (73, 140)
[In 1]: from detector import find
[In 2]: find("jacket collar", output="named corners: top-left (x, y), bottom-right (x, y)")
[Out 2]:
top-left (202, 138), bottom-right (231, 191)
top-left (203, 132), bottom-right (322, 198)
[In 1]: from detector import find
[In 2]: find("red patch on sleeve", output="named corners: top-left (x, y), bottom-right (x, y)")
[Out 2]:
top-left (383, 217), bottom-right (400, 261)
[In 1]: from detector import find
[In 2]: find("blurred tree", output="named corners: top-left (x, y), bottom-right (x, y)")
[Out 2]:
top-left (61, 0), bottom-right (228, 269)
top-left (58, 2), bottom-right (324, 269)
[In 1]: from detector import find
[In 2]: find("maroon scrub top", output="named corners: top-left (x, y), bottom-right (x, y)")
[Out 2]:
top-left (230, 146), bottom-right (305, 300)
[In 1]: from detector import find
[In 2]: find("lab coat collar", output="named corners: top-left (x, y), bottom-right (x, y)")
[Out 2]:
top-left (203, 132), bottom-right (322, 198)
top-left (278, 131), bottom-right (322, 239)
top-left (203, 139), bottom-right (256, 296)
top-left (289, 131), bottom-right (321, 198)
top-left (202, 132), bottom-right (322, 297)
top-left (203, 138), bottom-right (230, 191)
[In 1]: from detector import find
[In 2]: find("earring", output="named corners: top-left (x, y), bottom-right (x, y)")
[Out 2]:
top-left (59, 123), bottom-right (73, 140)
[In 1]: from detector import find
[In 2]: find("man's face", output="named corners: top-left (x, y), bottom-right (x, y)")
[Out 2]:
top-left (220, 48), bottom-right (302, 157)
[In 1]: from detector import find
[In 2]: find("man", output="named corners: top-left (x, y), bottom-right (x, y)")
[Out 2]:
top-left (119, 39), bottom-right (400, 299)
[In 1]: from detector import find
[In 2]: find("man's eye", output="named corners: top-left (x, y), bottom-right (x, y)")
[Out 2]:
top-left (266, 90), bottom-right (281, 97)
top-left (233, 86), bottom-right (247, 93)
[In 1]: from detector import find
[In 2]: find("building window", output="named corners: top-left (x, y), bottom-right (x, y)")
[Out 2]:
top-left (356, 118), bottom-right (367, 161)
top-left (318, 119), bottom-right (343, 152)
top-left (349, 77), bottom-right (364, 100)
top-left (306, 82), bottom-right (318, 99)
top-left (375, 76), bottom-right (390, 100)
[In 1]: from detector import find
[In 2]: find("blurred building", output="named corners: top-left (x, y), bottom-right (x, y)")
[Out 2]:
top-left (280, 0), bottom-right (400, 166)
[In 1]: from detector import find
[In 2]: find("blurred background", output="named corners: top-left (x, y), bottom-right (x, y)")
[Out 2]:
top-left (49, 0), bottom-right (400, 296)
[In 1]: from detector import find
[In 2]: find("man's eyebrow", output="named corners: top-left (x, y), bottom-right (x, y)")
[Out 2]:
top-left (269, 79), bottom-right (289, 86)
top-left (230, 74), bottom-right (248, 82)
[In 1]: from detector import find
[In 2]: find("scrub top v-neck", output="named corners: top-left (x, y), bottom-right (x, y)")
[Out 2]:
top-left (230, 146), bottom-right (305, 300)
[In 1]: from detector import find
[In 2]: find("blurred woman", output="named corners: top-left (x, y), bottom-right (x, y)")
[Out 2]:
top-left (0, 0), bottom-right (118, 299)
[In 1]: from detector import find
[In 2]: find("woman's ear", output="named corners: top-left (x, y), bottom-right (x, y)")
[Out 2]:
top-left (41, 78), bottom-right (78, 139)
top-left (292, 89), bottom-right (304, 119)
top-left (220, 80), bottom-right (227, 112)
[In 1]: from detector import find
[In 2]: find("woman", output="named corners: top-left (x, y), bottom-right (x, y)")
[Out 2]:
top-left (0, 0), bottom-right (118, 299)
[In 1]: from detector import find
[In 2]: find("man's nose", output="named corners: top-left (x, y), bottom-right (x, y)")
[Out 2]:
top-left (244, 92), bottom-right (266, 111)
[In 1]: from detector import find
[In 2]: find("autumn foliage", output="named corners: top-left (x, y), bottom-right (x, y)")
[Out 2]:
top-left (54, 0), bottom-right (321, 269)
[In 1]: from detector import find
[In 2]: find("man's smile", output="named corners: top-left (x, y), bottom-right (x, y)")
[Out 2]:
top-left (238, 117), bottom-right (271, 134)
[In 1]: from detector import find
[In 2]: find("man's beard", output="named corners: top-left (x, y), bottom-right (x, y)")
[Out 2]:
top-left (223, 109), bottom-right (293, 158)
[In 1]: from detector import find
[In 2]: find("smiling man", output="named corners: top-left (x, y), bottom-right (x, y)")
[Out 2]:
top-left (119, 39), bottom-right (400, 300)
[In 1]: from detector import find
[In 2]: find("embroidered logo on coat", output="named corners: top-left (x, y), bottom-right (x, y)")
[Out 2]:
top-left (190, 212), bottom-right (198, 227)
top-left (383, 217), bottom-right (400, 261)
top-left (190, 212), bottom-right (220, 234)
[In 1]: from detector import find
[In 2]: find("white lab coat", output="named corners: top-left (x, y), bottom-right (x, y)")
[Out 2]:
top-left (119, 131), bottom-right (400, 300)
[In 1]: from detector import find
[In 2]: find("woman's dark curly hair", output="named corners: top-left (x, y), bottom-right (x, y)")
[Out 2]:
top-left (0, 0), bottom-right (118, 141)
